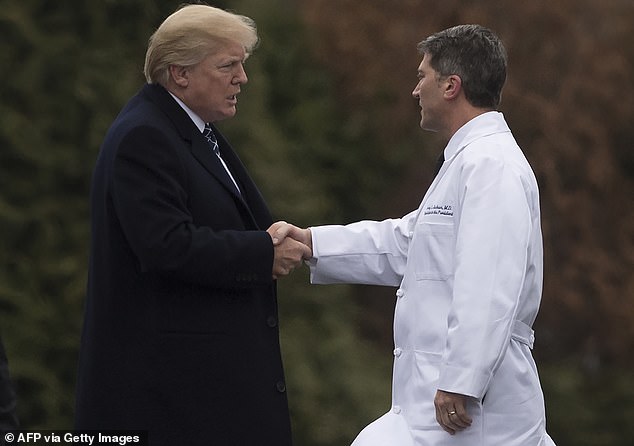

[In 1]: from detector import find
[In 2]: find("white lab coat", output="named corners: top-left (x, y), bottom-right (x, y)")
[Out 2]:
top-left (310, 112), bottom-right (555, 446)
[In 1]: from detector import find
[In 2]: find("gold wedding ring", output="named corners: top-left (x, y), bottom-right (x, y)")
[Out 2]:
top-left (448, 410), bottom-right (457, 416)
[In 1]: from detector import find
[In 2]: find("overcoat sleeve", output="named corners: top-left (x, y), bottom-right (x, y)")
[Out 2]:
top-left (110, 125), bottom-right (274, 288)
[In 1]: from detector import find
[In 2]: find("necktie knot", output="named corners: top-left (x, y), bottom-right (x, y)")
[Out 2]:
top-left (203, 124), bottom-right (220, 156)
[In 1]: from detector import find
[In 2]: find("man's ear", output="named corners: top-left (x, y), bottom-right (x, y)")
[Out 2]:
top-left (444, 75), bottom-right (462, 100)
top-left (169, 65), bottom-right (189, 87)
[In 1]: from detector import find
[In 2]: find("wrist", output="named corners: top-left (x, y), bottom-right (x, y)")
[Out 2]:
top-left (305, 228), bottom-right (313, 251)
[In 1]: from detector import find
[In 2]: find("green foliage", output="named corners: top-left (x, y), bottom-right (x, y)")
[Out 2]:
top-left (540, 363), bottom-right (634, 446)
top-left (0, 0), bottom-right (175, 427)
top-left (221, 0), bottom-right (404, 225)
top-left (278, 277), bottom-right (393, 445)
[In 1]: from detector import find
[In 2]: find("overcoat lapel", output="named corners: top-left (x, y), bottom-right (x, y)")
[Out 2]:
top-left (211, 127), bottom-right (273, 229)
top-left (143, 83), bottom-right (269, 229)
top-left (189, 135), bottom-right (244, 200)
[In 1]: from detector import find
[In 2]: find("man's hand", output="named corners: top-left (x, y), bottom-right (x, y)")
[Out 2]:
top-left (269, 221), bottom-right (312, 252)
top-left (267, 221), bottom-right (312, 279)
top-left (434, 389), bottom-right (473, 435)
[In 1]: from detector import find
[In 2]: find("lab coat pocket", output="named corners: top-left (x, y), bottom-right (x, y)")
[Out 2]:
top-left (414, 222), bottom-right (454, 281)
top-left (405, 350), bottom-right (442, 429)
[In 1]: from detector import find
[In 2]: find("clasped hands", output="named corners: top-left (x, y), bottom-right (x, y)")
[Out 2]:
top-left (267, 221), bottom-right (312, 279)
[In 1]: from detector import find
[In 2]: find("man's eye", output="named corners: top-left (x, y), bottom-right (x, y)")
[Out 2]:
top-left (225, 60), bottom-right (242, 67)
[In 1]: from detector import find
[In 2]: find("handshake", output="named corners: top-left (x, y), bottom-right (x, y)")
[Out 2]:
top-left (267, 221), bottom-right (312, 279)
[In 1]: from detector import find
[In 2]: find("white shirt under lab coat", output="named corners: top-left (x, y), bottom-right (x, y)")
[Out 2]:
top-left (310, 112), bottom-right (556, 446)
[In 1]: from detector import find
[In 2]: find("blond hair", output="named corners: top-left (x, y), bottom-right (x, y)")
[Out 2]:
top-left (144, 4), bottom-right (259, 85)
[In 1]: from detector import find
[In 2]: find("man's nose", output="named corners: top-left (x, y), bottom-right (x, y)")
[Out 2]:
top-left (235, 64), bottom-right (248, 84)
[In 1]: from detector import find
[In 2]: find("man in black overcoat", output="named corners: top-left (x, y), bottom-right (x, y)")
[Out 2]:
top-left (74, 5), bottom-right (309, 445)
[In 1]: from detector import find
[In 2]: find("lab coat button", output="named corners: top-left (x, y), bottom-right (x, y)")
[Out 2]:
top-left (396, 289), bottom-right (404, 298)
top-left (393, 405), bottom-right (402, 414)
top-left (393, 347), bottom-right (402, 357)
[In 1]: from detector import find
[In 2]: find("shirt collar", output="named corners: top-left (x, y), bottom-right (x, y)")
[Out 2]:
top-left (168, 91), bottom-right (206, 133)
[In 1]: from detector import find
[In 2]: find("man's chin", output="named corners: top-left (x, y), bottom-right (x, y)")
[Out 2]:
top-left (212, 109), bottom-right (237, 123)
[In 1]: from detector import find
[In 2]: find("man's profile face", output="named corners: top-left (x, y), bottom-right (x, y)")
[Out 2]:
top-left (180, 40), bottom-right (249, 123)
top-left (412, 53), bottom-right (447, 133)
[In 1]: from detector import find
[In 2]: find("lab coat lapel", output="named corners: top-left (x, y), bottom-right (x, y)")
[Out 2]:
top-left (419, 112), bottom-right (511, 208)
top-left (418, 149), bottom-right (460, 210)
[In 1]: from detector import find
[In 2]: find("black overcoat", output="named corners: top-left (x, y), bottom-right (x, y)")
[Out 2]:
top-left (75, 83), bottom-right (292, 446)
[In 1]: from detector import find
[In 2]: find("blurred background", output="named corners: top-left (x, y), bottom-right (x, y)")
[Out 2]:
top-left (1, 0), bottom-right (633, 444)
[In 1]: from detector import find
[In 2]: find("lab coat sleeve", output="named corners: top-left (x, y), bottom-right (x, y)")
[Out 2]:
top-left (438, 154), bottom-right (533, 398)
top-left (309, 211), bottom-right (416, 286)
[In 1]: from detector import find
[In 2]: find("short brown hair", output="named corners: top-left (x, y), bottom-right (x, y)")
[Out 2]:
top-left (417, 24), bottom-right (507, 109)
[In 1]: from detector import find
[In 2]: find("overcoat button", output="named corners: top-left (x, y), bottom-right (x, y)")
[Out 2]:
top-left (276, 381), bottom-right (286, 393)
top-left (267, 316), bottom-right (278, 327)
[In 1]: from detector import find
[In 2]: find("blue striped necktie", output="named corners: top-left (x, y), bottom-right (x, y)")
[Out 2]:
top-left (203, 123), bottom-right (220, 156)
top-left (202, 123), bottom-right (242, 195)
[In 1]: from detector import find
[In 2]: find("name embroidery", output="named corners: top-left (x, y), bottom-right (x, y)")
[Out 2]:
top-left (423, 204), bottom-right (454, 216)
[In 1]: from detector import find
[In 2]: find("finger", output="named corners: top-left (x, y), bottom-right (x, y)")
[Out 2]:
top-left (435, 407), bottom-right (456, 435)
top-left (446, 411), bottom-right (462, 434)
top-left (272, 223), bottom-right (293, 245)
top-left (444, 404), bottom-right (472, 432)
top-left (437, 405), bottom-right (470, 434)
top-left (300, 242), bottom-right (312, 259)
top-left (286, 238), bottom-right (310, 262)
top-left (450, 399), bottom-right (472, 428)
top-left (445, 410), bottom-right (467, 432)
top-left (452, 408), bottom-right (472, 428)
top-left (273, 265), bottom-right (291, 278)
top-left (441, 416), bottom-right (456, 435)
top-left (267, 220), bottom-right (287, 232)
top-left (267, 221), bottom-right (287, 244)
